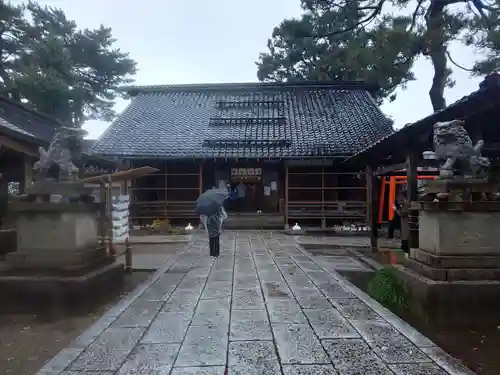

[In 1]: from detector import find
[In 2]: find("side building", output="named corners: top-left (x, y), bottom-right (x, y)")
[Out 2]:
top-left (91, 81), bottom-right (393, 228)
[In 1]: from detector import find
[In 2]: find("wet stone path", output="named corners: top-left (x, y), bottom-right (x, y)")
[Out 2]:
top-left (37, 232), bottom-right (474, 375)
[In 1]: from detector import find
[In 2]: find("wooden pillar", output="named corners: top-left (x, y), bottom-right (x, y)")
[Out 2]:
top-left (107, 175), bottom-right (116, 258)
top-left (199, 161), bottom-right (203, 195)
top-left (23, 155), bottom-right (33, 193)
top-left (284, 166), bottom-right (289, 228)
top-left (125, 237), bottom-right (132, 273)
top-left (98, 182), bottom-right (106, 247)
top-left (406, 153), bottom-right (419, 249)
top-left (366, 166), bottom-right (378, 251)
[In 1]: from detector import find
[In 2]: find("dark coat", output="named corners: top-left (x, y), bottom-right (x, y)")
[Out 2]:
top-left (396, 203), bottom-right (409, 240)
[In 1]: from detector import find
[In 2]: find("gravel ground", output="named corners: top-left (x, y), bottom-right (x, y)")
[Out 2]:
top-left (0, 271), bottom-right (152, 375)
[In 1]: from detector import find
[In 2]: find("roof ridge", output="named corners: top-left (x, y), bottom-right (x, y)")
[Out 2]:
top-left (123, 80), bottom-right (379, 96)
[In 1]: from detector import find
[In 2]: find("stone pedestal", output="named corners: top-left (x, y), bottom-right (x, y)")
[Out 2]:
top-left (419, 210), bottom-right (500, 255)
top-left (5, 202), bottom-right (104, 269)
top-left (0, 201), bottom-right (124, 306)
top-left (404, 208), bottom-right (500, 281)
top-left (395, 181), bottom-right (500, 311)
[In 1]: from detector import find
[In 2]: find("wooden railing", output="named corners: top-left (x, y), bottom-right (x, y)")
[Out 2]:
top-left (130, 200), bottom-right (197, 220)
top-left (287, 201), bottom-right (366, 219)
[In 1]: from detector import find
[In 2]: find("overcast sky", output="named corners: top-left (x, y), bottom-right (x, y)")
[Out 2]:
top-left (14, 0), bottom-right (482, 139)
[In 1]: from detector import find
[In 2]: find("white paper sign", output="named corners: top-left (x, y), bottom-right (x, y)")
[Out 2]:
top-left (111, 194), bottom-right (130, 243)
top-left (270, 181), bottom-right (277, 191)
top-left (264, 186), bottom-right (271, 196)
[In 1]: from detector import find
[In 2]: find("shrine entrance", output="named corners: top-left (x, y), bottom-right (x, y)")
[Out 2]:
top-left (204, 161), bottom-right (282, 215)
top-left (228, 167), bottom-right (264, 213)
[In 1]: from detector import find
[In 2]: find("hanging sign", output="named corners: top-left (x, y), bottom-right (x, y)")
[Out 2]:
top-left (231, 168), bottom-right (262, 182)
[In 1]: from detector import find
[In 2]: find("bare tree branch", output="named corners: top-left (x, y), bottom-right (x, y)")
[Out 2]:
top-left (309, 0), bottom-right (387, 38)
top-left (408, 0), bottom-right (425, 32)
top-left (445, 49), bottom-right (475, 71)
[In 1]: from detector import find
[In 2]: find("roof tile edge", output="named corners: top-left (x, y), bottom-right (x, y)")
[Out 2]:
top-left (122, 80), bottom-right (380, 96)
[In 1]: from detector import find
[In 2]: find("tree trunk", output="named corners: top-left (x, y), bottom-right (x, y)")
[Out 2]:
top-left (425, 0), bottom-right (448, 111)
top-left (428, 47), bottom-right (447, 111)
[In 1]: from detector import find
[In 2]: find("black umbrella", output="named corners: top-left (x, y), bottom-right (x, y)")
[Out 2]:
top-left (195, 188), bottom-right (228, 216)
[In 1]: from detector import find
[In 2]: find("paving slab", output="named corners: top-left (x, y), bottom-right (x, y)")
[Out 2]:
top-left (112, 300), bottom-right (163, 328)
top-left (35, 231), bottom-right (476, 375)
top-left (141, 311), bottom-right (192, 344)
top-left (171, 367), bottom-right (226, 375)
top-left (230, 310), bottom-right (272, 341)
top-left (233, 286), bottom-right (265, 310)
top-left (303, 308), bottom-right (360, 339)
top-left (116, 343), bottom-right (180, 374)
top-left (272, 323), bottom-right (330, 364)
top-left (69, 327), bottom-right (145, 371)
top-left (191, 297), bottom-right (231, 327)
top-left (176, 325), bottom-right (229, 367)
top-left (282, 364), bottom-right (338, 375)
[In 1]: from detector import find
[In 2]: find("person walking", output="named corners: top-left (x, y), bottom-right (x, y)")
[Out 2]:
top-left (196, 187), bottom-right (228, 258)
top-left (202, 205), bottom-right (227, 257)
top-left (388, 200), bottom-right (401, 239)
top-left (396, 191), bottom-right (409, 256)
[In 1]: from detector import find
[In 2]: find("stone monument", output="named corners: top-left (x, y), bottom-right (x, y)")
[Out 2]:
top-left (0, 127), bottom-right (123, 303)
top-left (396, 119), bottom-right (500, 311)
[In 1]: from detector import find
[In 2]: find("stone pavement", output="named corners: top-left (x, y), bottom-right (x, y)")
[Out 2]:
top-left (36, 231), bottom-right (474, 375)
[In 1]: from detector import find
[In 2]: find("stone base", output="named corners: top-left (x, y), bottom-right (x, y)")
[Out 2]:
top-left (419, 210), bottom-right (500, 255)
top-left (10, 206), bottom-right (100, 268)
top-left (411, 248), bottom-right (500, 269)
top-left (404, 255), bottom-right (500, 281)
top-left (5, 246), bottom-right (107, 269)
top-left (394, 264), bottom-right (500, 312)
top-left (0, 261), bottom-right (124, 307)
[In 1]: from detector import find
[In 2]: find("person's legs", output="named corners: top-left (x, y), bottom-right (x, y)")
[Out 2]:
top-left (214, 235), bottom-right (220, 257)
top-left (388, 213), bottom-right (401, 239)
top-left (209, 236), bottom-right (216, 256)
top-left (401, 239), bottom-right (409, 254)
top-left (388, 219), bottom-right (395, 239)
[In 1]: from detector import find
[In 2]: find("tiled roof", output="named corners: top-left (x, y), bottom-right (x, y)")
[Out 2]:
top-left (0, 96), bottom-right (59, 143)
top-left (0, 116), bottom-right (36, 138)
top-left (347, 73), bottom-right (500, 165)
top-left (82, 139), bottom-right (97, 154)
top-left (92, 81), bottom-right (393, 158)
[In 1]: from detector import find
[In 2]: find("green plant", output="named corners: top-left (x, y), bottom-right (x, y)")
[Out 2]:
top-left (368, 267), bottom-right (409, 312)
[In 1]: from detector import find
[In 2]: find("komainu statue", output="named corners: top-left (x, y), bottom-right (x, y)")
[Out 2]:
top-left (431, 119), bottom-right (490, 180)
top-left (23, 126), bottom-right (93, 203)
top-left (33, 127), bottom-right (87, 183)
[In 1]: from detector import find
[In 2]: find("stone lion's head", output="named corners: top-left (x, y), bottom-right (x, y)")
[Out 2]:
top-left (433, 119), bottom-right (466, 142)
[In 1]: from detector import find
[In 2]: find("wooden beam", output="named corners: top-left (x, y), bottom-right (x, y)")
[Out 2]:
top-left (406, 153), bottom-right (419, 249)
top-left (374, 159), bottom-right (439, 176)
top-left (81, 166), bottom-right (159, 184)
top-left (0, 136), bottom-right (38, 157)
top-left (375, 163), bottom-right (407, 176)
top-left (366, 166), bottom-right (378, 251)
